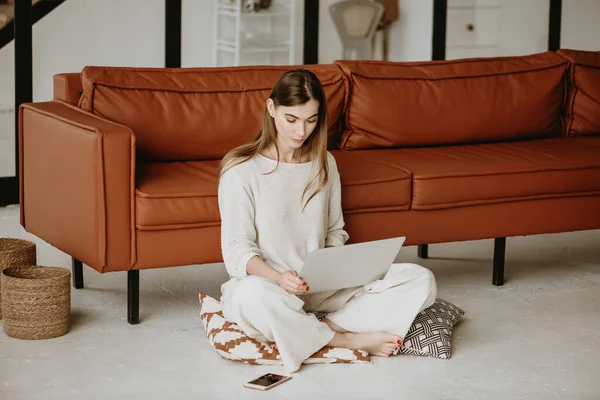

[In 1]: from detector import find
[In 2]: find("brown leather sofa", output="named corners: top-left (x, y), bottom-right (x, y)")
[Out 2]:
top-left (19, 50), bottom-right (600, 324)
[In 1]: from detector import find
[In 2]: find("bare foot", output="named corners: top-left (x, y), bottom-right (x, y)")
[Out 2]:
top-left (329, 332), bottom-right (401, 357)
top-left (322, 318), bottom-right (349, 333)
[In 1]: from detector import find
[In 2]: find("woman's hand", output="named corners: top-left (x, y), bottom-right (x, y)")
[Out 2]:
top-left (277, 270), bottom-right (309, 295)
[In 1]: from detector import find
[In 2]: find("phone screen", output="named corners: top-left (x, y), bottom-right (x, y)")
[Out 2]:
top-left (248, 373), bottom-right (288, 387)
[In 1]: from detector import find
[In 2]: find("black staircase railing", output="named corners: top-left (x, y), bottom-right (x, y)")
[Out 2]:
top-left (548, 0), bottom-right (563, 51)
top-left (432, 0), bottom-right (447, 61)
top-left (0, 0), bottom-right (66, 50)
top-left (165, 0), bottom-right (181, 68)
top-left (14, 0), bottom-right (33, 209)
top-left (0, 0), bottom-right (66, 207)
top-left (303, 0), bottom-right (319, 64)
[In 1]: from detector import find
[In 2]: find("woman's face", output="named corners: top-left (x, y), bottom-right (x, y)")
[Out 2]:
top-left (268, 99), bottom-right (320, 150)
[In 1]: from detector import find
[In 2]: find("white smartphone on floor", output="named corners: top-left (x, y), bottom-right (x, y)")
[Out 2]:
top-left (243, 373), bottom-right (292, 391)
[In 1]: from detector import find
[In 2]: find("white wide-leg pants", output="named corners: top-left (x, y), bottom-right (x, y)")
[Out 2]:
top-left (220, 263), bottom-right (437, 373)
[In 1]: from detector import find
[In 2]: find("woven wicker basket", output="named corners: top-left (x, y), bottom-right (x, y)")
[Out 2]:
top-left (1, 266), bottom-right (70, 340)
top-left (0, 238), bottom-right (37, 319)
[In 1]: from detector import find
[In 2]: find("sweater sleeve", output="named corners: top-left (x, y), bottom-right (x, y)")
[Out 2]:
top-left (218, 168), bottom-right (262, 277)
top-left (325, 156), bottom-right (350, 248)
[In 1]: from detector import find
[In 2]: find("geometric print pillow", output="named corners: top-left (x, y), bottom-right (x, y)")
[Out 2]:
top-left (394, 298), bottom-right (465, 360)
top-left (198, 293), bottom-right (371, 366)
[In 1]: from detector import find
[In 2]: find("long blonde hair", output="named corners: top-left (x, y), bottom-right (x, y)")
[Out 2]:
top-left (217, 69), bottom-right (329, 210)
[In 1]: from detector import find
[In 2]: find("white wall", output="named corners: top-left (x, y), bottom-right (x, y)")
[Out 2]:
top-left (497, 0), bottom-right (549, 56)
top-left (561, 0), bottom-right (600, 51)
top-left (32, 0), bottom-right (165, 102)
top-left (446, 0), bottom-right (549, 60)
top-left (387, 0), bottom-right (434, 62)
top-left (0, 41), bottom-right (15, 178)
top-left (0, 0), bottom-right (165, 177)
top-left (181, 0), bottom-right (216, 67)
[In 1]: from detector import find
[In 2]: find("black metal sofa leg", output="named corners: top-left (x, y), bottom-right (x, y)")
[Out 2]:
top-left (418, 244), bottom-right (429, 259)
top-left (493, 237), bottom-right (506, 286)
top-left (72, 258), bottom-right (84, 289)
top-left (128, 270), bottom-right (140, 325)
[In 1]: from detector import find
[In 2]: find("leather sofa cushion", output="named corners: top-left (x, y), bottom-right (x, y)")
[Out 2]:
top-left (557, 49), bottom-right (600, 137)
top-left (331, 150), bottom-right (411, 213)
top-left (136, 161), bottom-right (221, 230)
top-left (79, 65), bottom-right (348, 162)
top-left (353, 137), bottom-right (600, 210)
top-left (135, 152), bottom-right (411, 230)
top-left (336, 52), bottom-right (567, 150)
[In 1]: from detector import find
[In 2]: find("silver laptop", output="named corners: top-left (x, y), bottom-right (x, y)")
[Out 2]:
top-left (299, 237), bottom-right (406, 293)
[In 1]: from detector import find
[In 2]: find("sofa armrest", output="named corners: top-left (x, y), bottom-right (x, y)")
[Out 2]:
top-left (53, 73), bottom-right (82, 105)
top-left (19, 101), bottom-right (136, 272)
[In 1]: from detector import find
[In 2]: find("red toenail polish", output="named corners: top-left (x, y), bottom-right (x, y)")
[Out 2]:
top-left (306, 286), bottom-right (310, 291)
top-left (397, 340), bottom-right (402, 345)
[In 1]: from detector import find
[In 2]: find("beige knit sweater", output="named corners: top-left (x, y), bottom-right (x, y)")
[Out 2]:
top-left (218, 151), bottom-right (349, 279)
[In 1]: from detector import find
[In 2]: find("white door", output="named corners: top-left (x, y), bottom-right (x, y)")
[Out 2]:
top-left (446, 0), bottom-right (549, 60)
top-left (561, 0), bottom-right (600, 51)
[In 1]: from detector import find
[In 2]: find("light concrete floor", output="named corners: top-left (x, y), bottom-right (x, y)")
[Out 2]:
top-left (1, 204), bottom-right (599, 400)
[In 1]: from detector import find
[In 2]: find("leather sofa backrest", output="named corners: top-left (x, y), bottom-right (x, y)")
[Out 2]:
top-left (336, 51), bottom-right (568, 150)
top-left (78, 65), bottom-right (348, 161)
top-left (556, 49), bottom-right (600, 137)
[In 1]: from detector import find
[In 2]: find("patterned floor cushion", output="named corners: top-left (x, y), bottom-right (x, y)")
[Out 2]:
top-left (198, 294), bottom-right (371, 365)
top-left (199, 293), bottom-right (464, 364)
top-left (394, 298), bottom-right (465, 360)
